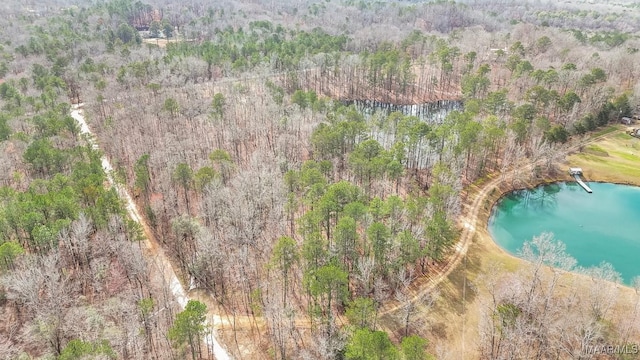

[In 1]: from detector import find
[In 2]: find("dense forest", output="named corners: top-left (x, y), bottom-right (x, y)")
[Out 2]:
top-left (1, 0), bottom-right (639, 359)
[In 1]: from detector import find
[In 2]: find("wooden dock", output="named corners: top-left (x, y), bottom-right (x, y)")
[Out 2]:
top-left (569, 167), bottom-right (592, 193)
top-left (573, 174), bottom-right (592, 193)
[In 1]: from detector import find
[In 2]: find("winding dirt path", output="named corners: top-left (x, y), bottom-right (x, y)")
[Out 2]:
top-left (378, 129), bottom-right (621, 317)
top-left (378, 173), bottom-right (498, 316)
top-left (71, 105), bottom-right (232, 360)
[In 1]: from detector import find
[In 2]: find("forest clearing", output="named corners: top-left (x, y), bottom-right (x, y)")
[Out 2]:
top-left (1, 0), bottom-right (640, 359)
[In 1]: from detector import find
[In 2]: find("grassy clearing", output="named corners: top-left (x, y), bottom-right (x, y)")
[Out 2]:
top-left (142, 38), bottom-right (183, 48)
top-left (570, 133), bottom-right (640, 183)
top-left (584, 144), bottom-right (609, 156)
top-left (614, 132), bottom-right (634, 140)
top-left (591, 124), bottom-right (619, 138)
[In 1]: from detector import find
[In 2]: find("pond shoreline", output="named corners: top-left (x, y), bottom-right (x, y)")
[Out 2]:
top-left (475, 130), bottom-right (640, 287)
top-left (342, 99), bottom-right (463, 123)
top-left (488, 180), bottom-right (640, 284)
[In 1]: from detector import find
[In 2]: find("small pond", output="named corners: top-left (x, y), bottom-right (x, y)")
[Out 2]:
top-left (344, 99), bottom-right (462, 124)
top-left (488, 182), bottom-right (640, 284)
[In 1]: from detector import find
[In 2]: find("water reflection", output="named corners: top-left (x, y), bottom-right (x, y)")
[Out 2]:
top-left (506, 183), bottom-right (561, 214)
top-left (489, 182), bottom-right (640, 284)
top-left (344, 99), bottom-right (463, 124)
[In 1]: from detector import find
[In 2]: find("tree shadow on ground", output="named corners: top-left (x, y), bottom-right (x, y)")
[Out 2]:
top-left (438, 238), bottom-right (482, 316)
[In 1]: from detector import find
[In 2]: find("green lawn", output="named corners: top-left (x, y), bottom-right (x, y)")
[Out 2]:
top-left (570, 133), bottom-right (640, 182)
top-left (590, 125), bottom-right (620, 138)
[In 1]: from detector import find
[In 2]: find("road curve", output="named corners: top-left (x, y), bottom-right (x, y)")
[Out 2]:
top-left (378, 172), bottom-right (500, 316)
top-left (378, 129), bottom-right (620, 317)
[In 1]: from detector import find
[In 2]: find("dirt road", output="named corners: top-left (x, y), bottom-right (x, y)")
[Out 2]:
top-left (379, 128), bottom-right (621, 317)
top-left (71, 105), bottom-right (232, 360)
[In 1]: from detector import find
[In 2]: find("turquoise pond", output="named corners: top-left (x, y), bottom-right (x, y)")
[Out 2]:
top-left (488, 182), bottom-right (640, 284)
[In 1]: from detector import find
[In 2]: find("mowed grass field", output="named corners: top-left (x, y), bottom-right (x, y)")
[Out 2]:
top-left (569, 130), bottom-right (640, 183)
